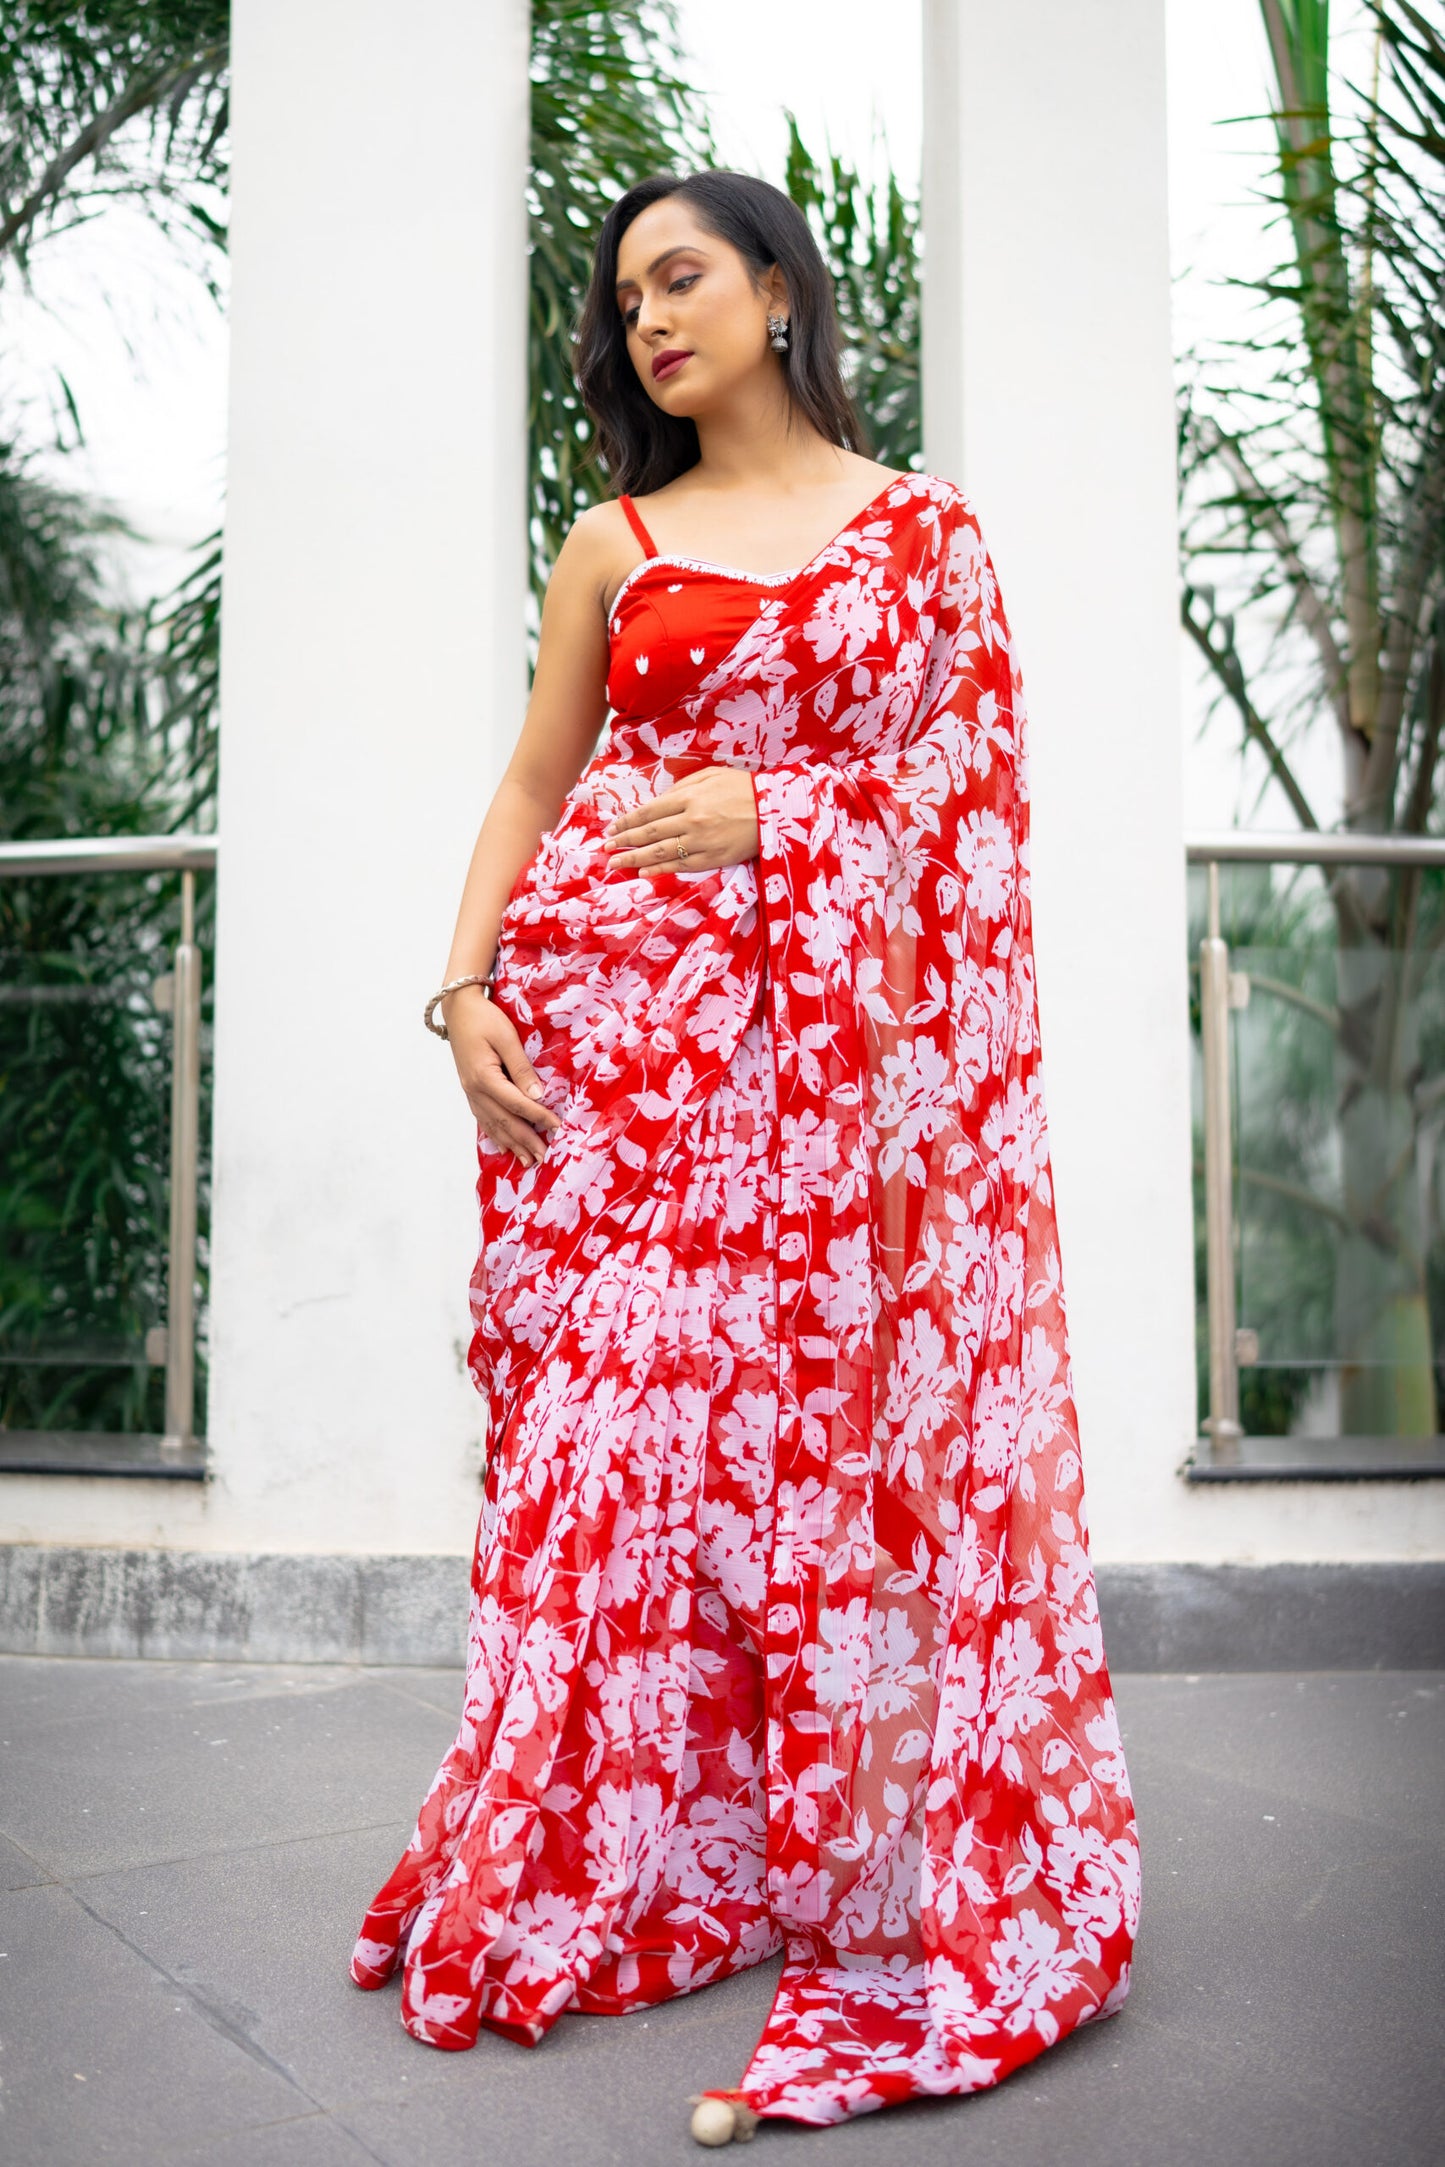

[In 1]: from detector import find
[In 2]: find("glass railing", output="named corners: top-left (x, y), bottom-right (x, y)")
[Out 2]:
top-left (6, 828), bottom-right (1437, 1489)
top-left (0, 837), bottom-right (214, 1478)
top-left (1186, 833), bottom-right (1445, 1480)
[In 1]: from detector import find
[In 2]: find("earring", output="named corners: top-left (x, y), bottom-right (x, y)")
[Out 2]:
top-left (767, 312), bottom-right (790, 352)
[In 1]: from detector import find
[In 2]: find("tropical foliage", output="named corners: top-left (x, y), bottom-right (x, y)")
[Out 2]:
top-left (1, 0), bottom-right (928, 1435)
top-left (528, 0), bottom-right (714, 614)
top-left (1180, 0), bottom-right (1445, 1436)
top-left (0, 441), bottom-right (218, 1430)
top-left (0, 0), bottom-right (227, 275)
top-left (0, 2), bottom-right (226, 1432)
top-left (782, 111), bottom-right (921, 474)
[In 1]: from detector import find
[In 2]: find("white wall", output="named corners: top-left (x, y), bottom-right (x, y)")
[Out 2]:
top-left (2, 0), bottom-right (532, 1556)
top-left (8, 0), bottom-right (1439, 1568)
top-left (920, 0), bottom-right (1443, 1564)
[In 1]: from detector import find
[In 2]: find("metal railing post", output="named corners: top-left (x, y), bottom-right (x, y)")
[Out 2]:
top-left (162, 869), bottom-right (202, 1448)
top-left (1199, 858), bottom-right (1241, 1458)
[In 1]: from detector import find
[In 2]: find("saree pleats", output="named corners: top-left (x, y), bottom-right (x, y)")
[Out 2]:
top-left (352, 473), bottom-right (1140, 2126)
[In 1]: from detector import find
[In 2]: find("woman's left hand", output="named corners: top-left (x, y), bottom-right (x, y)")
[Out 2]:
top-left (601, 764), bottom-right (759, 872)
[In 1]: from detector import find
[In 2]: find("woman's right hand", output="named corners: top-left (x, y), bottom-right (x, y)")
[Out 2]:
top-left (442, 984), bottom-right (563, 1168)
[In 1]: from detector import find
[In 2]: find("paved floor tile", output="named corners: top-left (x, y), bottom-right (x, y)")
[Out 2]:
top-left (0, 1658), bottom-right (1439, 2166)
top-left (0, 1661), bottom-right (458, 1880)
top-left (156, 2114), bottom-right (381, 2166)
top-left (77, 1824), bottom-right (512, 2114)
top-left (0, 1882), bottom-right (313, 2166)
top-left (1115, 1671), bottom-right (1444, 1847)
top-left (0, 1828), bottom-right (52, 1893)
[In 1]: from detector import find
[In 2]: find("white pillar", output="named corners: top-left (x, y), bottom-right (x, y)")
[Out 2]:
top-left (203, 0), bottom-right (532, 1553)
top-left (922, 0), bottom-right (1200, 1559)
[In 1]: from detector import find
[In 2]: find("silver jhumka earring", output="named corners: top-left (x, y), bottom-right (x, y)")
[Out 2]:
top-left (767, 312), bottom-right (790, 351)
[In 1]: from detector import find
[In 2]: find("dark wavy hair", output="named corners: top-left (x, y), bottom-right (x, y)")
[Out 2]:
top-left (573, 168), bottom-right (869, 497)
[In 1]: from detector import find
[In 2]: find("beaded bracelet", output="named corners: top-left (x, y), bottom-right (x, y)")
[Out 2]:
top-left (424, 972), bottom-right (493, 1040)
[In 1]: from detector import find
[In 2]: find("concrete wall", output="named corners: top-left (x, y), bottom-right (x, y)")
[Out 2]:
top-left (919, 0), bottom-right (1444, 1565)
top-left (0, 0), bottom-right (532, 1557)
top-left (4, 0), bottom-right (1441, 1602)
top-left (4, 1549), bottom-right (1442, 1669)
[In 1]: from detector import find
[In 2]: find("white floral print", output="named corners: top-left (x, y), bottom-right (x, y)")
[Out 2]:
top-left (350, 475), bottom-right (1139, 2130)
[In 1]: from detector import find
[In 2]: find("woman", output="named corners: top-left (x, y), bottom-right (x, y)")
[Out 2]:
top-left (351, 167), bottom-right (1141, 2145)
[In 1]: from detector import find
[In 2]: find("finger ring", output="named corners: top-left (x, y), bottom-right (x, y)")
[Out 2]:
top-left (675, 838), bottom-right (688, 861)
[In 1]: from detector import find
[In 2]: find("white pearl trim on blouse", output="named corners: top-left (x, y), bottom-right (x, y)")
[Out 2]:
top-left (605, 474), bottom-right (924, 636)
top-left (607, 552), bottom-right (805, 636)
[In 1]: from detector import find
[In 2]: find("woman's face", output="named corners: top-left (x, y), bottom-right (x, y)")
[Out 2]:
top-left (613, 197), bottom-right (784, 416)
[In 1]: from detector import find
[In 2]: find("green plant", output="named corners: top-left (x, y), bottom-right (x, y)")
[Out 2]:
top-left (0, 0), bottom-right (228, 277)
top-left (782, 112), bottom-right (921, 473)
top-left (0, 0), bottom-right (228, 1434)
top-left (1179, 0), bottom-right (1445, 1435)
top-left (0, 2), bottom-right (933, 1434)
top-left (528, 0), bottom-right (715, 638)
top-left (0, 449), bottom-right (213, 1431)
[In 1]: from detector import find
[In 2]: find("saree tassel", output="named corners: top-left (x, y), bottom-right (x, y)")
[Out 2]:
top-left (688, 2092), bottom-right (759, 2146)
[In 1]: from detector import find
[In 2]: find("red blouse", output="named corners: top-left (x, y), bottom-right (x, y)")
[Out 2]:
top-left (604, 491), bottom-right (802, 727)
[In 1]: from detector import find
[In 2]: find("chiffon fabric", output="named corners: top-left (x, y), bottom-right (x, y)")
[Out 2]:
top-left (350, 470), bottom-right (1141, 2127)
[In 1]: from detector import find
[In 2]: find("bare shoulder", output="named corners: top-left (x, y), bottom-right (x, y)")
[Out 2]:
top-left (549, 498), bottom-right (644, 623)
top-left (851, 454), bottom-right (910, 492)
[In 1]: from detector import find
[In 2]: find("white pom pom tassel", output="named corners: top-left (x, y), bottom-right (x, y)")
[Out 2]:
top-left (688, 2093), bottom-right (759, 2145)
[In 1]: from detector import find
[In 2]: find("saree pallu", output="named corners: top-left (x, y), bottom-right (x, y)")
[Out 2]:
top-left (351, 471), bottom-right (1141, 2127)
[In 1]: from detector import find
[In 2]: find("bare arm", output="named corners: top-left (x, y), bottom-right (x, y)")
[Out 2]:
top-left (440, 505), bottom-right (621, 1164)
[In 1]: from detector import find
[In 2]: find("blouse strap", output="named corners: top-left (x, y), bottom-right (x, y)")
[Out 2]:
top-left (618, 492), bottom-right (659, 558)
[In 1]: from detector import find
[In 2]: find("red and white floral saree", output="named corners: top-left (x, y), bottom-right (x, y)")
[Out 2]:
top-left (351, 470), bottom-right (1140, 2128)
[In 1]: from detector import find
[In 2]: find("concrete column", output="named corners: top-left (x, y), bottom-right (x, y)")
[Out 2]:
top-left (201, 0), bottom-right (531, 1553)
top-left (922, 0), bottom-right (1200, 1558)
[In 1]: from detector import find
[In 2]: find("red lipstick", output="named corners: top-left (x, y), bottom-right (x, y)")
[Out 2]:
top-left (652, 349), bottom-right (692, 381)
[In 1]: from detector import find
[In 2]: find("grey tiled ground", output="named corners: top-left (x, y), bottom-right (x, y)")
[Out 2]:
top-left (0, 1660), bottom-right (1440, 2166)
